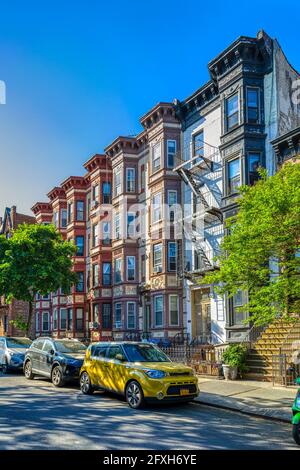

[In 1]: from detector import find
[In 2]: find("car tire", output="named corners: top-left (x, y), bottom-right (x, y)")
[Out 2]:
top-left (24, 360), bottom-right (34, 380)
top-left (292, 423), bottom-right (300, 445)
top-left (51, 366), bottom-right (65, 387)
top-left (80, 372), bottom-right (94, 395)
top-left (125, 380), bottom-right (145, 409)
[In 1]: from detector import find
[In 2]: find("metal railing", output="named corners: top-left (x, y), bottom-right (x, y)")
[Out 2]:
top-left (241, 323), bottom-right (267, 349)
top-left (160, 343), bottom-right (222, 377)
top-left (272, 319), bottom-right (300, 386)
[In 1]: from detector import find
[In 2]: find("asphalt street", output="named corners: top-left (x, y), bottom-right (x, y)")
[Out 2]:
top-left (0, 372), bottom-right (298, 450)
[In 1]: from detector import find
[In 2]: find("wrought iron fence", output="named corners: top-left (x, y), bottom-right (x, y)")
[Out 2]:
top-left (160, 344), bottom-right (222, 377)
top-left (272, 354), bottom-right (300, 387)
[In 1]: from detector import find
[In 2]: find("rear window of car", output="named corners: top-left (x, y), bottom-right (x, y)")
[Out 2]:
top-left (6, 338), bottom-right (32, 348)
top-left (91, 345), bottom-right (108, 358)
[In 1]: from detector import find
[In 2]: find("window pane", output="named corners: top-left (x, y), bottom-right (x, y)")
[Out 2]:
top-left (193, 131), bottom-right (204, 157)
top-left (102, 304), bottom-right (112, 329)
top-left (248, 153), bottom-right (260, 185)
top-left (76, 236), bottom-right (84, 256)
top-left (115, 303), bottom-right (122, 328)
top-left (115, 259), bottom-right (122, 283)
top-left (228, 159), bottom-right (240, 194)
top-left (167, 140), bottom-right (176, 168)
top-left (76, 201), bottom-right (84, 221)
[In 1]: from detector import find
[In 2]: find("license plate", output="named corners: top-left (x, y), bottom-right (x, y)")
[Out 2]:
top-left (180, 389), bottom-right (190, 396)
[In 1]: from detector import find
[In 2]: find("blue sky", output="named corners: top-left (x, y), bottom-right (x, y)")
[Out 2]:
top-left (0, 0), bottom-right (299, 216)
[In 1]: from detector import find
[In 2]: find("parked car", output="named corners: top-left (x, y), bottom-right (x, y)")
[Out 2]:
top-left (23, 337), bottom-right (87, 387)
top-left (79, 341), bottom-right (199, 409)
top-left (0, 337), bottom-right (32, 371)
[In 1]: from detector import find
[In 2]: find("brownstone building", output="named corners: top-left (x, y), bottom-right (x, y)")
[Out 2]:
top-left (0, 206), bottom-right (36, 337)
top-left (31, 103), bottom-right (184, 343)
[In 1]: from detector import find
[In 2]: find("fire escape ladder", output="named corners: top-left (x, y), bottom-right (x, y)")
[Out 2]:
top-left (192, 234), bottom-right (213, 271)
top-left (176, 167), bottom-right (223, 223)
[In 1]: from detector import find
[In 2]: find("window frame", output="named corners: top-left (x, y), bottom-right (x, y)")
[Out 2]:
top-left (127, 302), bottom-right (136, 329)
top-left (114, 302), bottom-right (122, 329)
top-left (246, 87), bottom-right (260, 124)
top-left (152, 192), bottom-right (162, 224)
top-left (153, 243), bottom-right (163, 273)
top-left (102, 262), bottom-right (111, 286)
top-left (167, 241), bottom-right (177, 272)
top-left (102, 303), bottom-right (112, 329)
top-left (169, 294), bottom-right (179, 326)
top-left (154, 295), bottom-right (163, 327)
top-left (75, 235), bottom-right (84, 256)
top-left (227, 157), bottom-right (241, 195)
top-left (193, 130), bottom-right (204, 157)
top-left (60, 308), bottom-right (67, 330)
top-left (167, 139), bottom-right (176, 168)
top-left (76, 200), bottom-right (84, 222)
top-left (76, 272), bottom-right (84, 293)
top-left (225, 92), bottom-right (239, 131)
top-left (126, 256), bottom-right (136, 281)
top-left (61, 208), bottom-right (67, 228)
top-left (152, 142), bottom-right (161, 173)
top-left (92, 264), bottom-right (99, 287)
top-left (114, 258), bottom-right (122, 284)
top-left (126, 168), bottom-right (136, 193)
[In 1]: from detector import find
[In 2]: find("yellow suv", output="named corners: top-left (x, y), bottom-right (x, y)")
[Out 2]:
top-left (79, 342), bottom-right (199, 409)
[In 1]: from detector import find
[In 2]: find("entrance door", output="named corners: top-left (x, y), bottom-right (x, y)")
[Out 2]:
top-left (194, 290), bottom-right (211, 343)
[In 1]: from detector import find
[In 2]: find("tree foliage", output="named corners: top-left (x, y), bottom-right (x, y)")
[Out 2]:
top-left (202, 162), bottom-right (300, 326)
top-left (0, 224), bottom-right (78, 335)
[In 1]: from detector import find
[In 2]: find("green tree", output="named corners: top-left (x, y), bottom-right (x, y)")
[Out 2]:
top-left (202, 163), bottom-right (300, 326)
top-left (0, 223), bottom-right (78, 336)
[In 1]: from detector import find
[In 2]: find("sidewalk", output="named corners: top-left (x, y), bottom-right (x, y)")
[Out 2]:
top-left (195, 377), bottom-right (297, 422)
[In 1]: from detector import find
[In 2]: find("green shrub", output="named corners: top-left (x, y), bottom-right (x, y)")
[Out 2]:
top-left (222, 344), bottom-right (248, 372)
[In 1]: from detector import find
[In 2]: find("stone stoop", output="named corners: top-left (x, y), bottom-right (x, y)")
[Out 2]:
top-left (244, 320), bottom-right (300, 382)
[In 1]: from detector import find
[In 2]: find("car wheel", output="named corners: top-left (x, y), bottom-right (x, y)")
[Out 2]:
top-left (51, 366), bottom-right (65, 387)
top-left (24, 360), bottom-right (34, 380)
top-left (292, 423), bottom-right (300, 445)
top-left (80, 372), bottom-right (94, 395)
top-left (125, 380), bottom-right (144, 409)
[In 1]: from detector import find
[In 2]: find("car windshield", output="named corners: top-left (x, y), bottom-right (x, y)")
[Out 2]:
top-left (6, 338), bottom-right (32, 348)
top-left (123, 343), bottom-right (171, 363)
top-left (54, 341), bottom-right (87, 354)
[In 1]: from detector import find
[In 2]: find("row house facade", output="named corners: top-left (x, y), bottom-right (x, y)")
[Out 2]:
top-left (105, 103), bottom-right (183, 343)
top-left (174, 29), bottom-right (300, 343)
top-left (30, 29), bottom-right (299, 345)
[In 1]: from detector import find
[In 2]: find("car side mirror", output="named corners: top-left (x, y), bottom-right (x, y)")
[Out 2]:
top-left (50, 349), bottom-right (55, 356)
top-left (115, 353), bottom-right (126, 362)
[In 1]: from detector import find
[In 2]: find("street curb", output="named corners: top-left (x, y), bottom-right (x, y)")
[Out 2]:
top-left (194, 399), bottom-right (291, 424)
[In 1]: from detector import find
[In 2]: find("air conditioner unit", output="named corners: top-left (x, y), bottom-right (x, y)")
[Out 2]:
top-left (154, 266), bottom-right (162, 273)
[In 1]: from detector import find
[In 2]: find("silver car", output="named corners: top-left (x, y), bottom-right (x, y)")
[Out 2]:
top-left (0, 337), bottom-right (32, 371)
